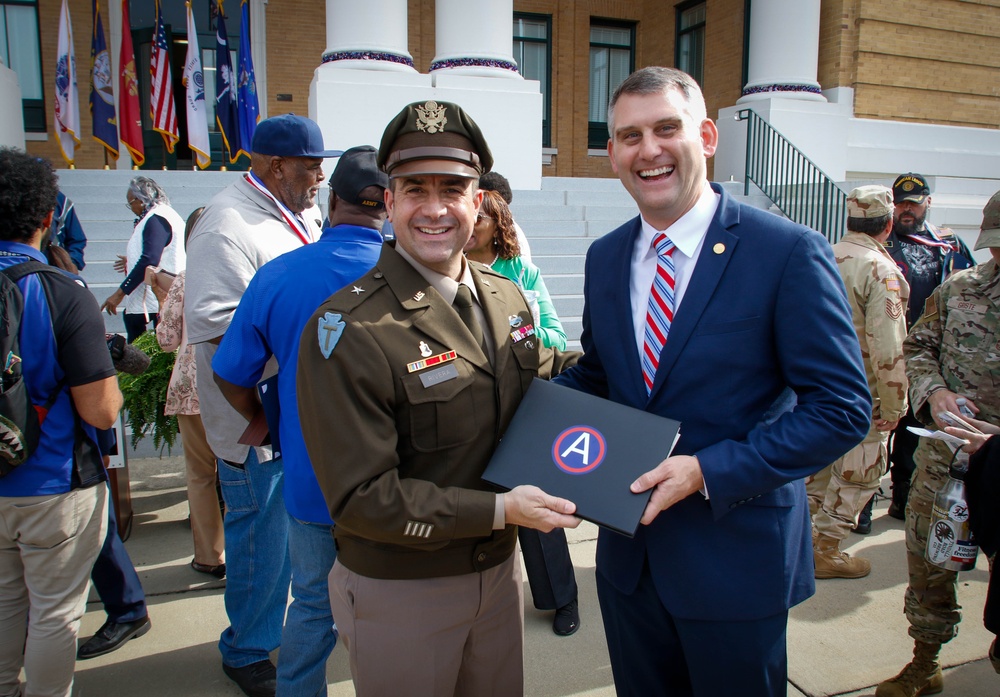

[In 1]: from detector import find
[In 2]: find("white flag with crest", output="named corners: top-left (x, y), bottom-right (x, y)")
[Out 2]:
top-left (55, 0), bottom-right (81, 165)
top-left (184, 1), bottom-right (210, 169)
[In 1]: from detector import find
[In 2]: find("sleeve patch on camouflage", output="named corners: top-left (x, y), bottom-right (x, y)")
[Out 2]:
top-left (923, 295), bottom-right (938, 319)
top-left (404, 520), bottom-right (434, 538)
top-left (886, 298), bottom-right (903, 320)
top-left (885, 276), bottom-right (900, 292)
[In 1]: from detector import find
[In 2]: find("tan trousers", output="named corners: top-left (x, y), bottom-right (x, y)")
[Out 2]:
top-left (329, 552), bottom-right (524, 697)
top-left (807, 425), bottom-right (888, 540)
top-left (178, 414), bottom-right (224, 566)
top-left (0, 484), bottom-right (108, 697)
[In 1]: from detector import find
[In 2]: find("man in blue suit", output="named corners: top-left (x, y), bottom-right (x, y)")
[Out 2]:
top-left (554, 67), bottom-right (871, 696)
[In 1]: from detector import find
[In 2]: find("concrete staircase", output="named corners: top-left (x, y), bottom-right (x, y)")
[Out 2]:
top-left (57, 170), bottom-right (637, 346)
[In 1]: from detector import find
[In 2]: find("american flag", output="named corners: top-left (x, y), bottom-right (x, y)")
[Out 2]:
top-left (150, 0), bottom-right (178, 152)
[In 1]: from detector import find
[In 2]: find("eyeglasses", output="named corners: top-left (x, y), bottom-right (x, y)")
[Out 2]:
top-left (125, 198), bottom-right (138, 211)
top-left (476, 214), bottom-right (495, 224)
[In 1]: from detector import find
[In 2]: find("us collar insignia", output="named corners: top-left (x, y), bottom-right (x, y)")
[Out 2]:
top-left (412, 291), bottom-right (425, 302)
top-left (407, 350), bottom-right (457, 374)
top-left (416, 101), bottom-right (448, 134)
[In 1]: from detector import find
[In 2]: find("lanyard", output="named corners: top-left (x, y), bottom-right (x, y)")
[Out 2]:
top-left (245, 172), bottom-right (314, 245)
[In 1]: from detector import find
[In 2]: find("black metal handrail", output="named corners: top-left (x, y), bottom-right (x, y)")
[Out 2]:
top-left (736, 108), bottom-right (847, 243)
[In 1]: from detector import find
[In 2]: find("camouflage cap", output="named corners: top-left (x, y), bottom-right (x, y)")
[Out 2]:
top-left (847, 185), bottom-right (894, 219)
top-left (377, 100), bottom-right (493, 179)
top-left (974, 189), bottom-right (1000, 250)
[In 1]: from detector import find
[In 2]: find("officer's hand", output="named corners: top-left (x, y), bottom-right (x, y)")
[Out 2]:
top-left (631, 454), bottom-right (704, 526)
top-left (928, 389), bottom-right (979, 429)
top-left (875, 418), bottom-right (899, 432)
top-left (504, 485), bottom-right (579, 533)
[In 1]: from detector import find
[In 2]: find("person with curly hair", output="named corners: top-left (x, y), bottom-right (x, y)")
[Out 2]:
top-left (465, 189), bottom-right (582, 635)
top-left (465, 189), bottom-right (568, 351)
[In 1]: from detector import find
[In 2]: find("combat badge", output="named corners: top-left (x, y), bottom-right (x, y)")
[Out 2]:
top-left (509, 315), bottom-right (523, 328)
top-left (317, 312), bottom-right (345, 359)
top-left (419, 341), bottom-right (432, 357)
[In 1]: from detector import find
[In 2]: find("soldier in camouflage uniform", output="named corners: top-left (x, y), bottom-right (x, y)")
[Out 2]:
top-left (807, 186), bottom-right (909, 579)
top-left (877, 190), bottom-right (1000, 697)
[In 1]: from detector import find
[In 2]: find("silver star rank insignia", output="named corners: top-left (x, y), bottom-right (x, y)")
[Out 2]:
top-left (351, 286), bottom-right (365, 295)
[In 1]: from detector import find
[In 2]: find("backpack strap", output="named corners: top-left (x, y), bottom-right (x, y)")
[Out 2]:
top-left (1, 260), bottom-right (69, 284)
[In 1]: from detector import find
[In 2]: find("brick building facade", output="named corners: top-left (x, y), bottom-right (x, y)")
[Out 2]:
top-left (10, 0), bottom-right (1000, 175)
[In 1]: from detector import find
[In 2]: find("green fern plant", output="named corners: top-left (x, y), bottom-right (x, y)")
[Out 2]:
top-left (118, 331), bottom-right (179, 451)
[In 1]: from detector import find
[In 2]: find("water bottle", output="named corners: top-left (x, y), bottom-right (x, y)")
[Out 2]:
top-left (925, 460), bottom-right (978, 571)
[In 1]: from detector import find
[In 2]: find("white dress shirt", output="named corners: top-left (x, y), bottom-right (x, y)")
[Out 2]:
top-left (629, 184), bottom-right (721, 360)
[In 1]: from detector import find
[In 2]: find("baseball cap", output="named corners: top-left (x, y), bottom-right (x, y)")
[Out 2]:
top-left (892, 173), bottom-right (931, 204)
top-left (328, 146), bottom-right (389, 209)
top-left (251, 114), bottom-right (343, 158)
top-left (974, 190), bottom-right (1000, 250)
top-left (847, 185), bottom-right (894, 219)
top-left (377, 100), bottom-right (493, 178)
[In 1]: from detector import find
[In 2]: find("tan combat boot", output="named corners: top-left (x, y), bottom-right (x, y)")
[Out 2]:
top-left (875, 640), bottom-right (943, 696)
top-left (813, 532), bottom-right (871, 579)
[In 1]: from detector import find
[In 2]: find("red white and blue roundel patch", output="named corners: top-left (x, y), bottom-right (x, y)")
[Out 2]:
top-left (552, 426), bottom-right (607, 475)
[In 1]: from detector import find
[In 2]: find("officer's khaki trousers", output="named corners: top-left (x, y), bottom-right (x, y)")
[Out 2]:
top-left (329, 552), bottom-right (524, 697)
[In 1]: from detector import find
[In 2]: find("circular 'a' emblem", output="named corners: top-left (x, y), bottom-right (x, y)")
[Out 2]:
top-left (552, 425), bottom-right (606, 475)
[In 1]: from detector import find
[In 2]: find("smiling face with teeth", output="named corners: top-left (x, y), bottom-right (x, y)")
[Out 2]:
top-left (608, 86), bottom-right (718, 230)
top-left (387, 173), bottom-right (484, 279)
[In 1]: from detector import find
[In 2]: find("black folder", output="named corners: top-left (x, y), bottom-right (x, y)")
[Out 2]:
top-left (483, 378), bottom-right (681, 537)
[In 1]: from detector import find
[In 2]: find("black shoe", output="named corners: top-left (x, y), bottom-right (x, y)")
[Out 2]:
top-left (553, 599), bottom-right (580, 636)
top-left (191, 560), bottom-right (227, 579)
top-left (852, 497), bottom-right (874, 535)
top-left (77, 615), bottom-right (151, 660)
top-left (223, 660), bottom-right (277, 697)
top-left (887, 501), bottom-right (906, 521)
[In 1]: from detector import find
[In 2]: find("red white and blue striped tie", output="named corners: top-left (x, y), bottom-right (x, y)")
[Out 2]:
top-left (641, 233), bottom-right (676, 395)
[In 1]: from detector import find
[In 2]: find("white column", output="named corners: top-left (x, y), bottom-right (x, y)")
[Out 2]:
top-left (251, 0), bottom-right (267, 118)
top-left (321, 0), bottom-right (415, 73)
top-left (430, 0), bottom-right (521, 79)
top-left (738, 0), bottom-right (825, 103)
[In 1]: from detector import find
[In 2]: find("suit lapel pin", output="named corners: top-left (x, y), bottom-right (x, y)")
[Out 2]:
top-left (713, 243), bottom-right (725, 254)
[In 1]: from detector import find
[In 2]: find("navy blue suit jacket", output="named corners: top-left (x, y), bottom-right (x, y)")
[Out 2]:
top-left (556, 184), bottom-right (871, 622)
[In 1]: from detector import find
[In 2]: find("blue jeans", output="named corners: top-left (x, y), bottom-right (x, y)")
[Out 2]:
top-left (277, 515), bottom-right (337, 697)
top-left (218, 451), bottom-right (290, 668)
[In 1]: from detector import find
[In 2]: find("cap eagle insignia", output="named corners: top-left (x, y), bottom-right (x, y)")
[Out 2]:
top-left (415, 101), bottom-right (448, 134)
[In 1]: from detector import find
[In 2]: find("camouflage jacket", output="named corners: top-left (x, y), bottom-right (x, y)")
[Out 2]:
top-left (904, 261), bottom-right (1000, 471)
top-left (833, 232), bottom-right (910, 422)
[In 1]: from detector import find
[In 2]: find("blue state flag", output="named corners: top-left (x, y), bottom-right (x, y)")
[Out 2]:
top-left (235, 0), bottom-right (259, 159)
top-left (90, 0), bottom-right (117, 158)
top-left (215, 4), bottom-right (240, 162)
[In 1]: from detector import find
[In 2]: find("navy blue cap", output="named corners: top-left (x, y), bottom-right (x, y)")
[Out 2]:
top-left (251, 113), bottom-right (343, 158)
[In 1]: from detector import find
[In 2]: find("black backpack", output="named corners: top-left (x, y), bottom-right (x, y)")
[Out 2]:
top-left (0, 260), bottom-right (67, 475)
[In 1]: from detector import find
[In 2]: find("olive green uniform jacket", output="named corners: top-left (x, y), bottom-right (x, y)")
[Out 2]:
top-left (297, 242), bottom-right (574, 580)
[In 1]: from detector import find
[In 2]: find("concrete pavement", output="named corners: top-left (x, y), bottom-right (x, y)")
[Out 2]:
top-left (66, 455), bottom-right (1000, 696)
